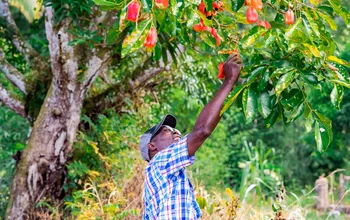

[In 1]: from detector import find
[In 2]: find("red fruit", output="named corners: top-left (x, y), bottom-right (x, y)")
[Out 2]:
top-left (127, 1), bottom-right (141, 22)
top-left (199, 1), bottom-right (206, 15)
top-left (213, 1), bottom-right (224, 11)
top-left (244, 0), bottom-right (251, 6)
top-left (258, 20), bottom-right (271, 29)
top-left (246, 7), bottom-right (258, 24)
top-left (284, 9), bottom-right (295, 25)
top-left (155, 0), bottom-right (168, 9)
top-left (193, 23), bottom-right (204, 32)
top-left (257, 19), bottom-right (264, 27)
top-left (144, 27), bottom-right (157, 49)
top-left (217, 62), bottom-right (225, 79)
top-left (203, 26), bottom-right (212, 32)
top-left (251, 0), bottom-right (262, 10)
top-left (199, 1), bottom-right (218, 18)
top-left (217, 1), bottom-right (224, 11)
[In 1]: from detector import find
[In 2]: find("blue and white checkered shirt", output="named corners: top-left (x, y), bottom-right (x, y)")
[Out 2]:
top-left (142, 135), bottom-right (201, 219)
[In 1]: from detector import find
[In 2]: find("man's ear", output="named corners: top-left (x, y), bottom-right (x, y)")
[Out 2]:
top-left (148, 142), bottom-right (157, 152)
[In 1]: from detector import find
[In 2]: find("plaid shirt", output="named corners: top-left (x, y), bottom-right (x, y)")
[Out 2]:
top-left (142, 135), bottom-right (201, 219)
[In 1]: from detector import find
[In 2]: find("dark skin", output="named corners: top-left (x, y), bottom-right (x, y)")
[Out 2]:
top-left (148, 52), bottom-right (242, 159)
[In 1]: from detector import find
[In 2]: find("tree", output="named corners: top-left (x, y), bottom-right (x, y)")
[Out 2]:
top-left (0, 0), bottom-right (349, 218)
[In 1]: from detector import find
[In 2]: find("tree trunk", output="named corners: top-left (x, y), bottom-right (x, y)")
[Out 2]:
top-left (5, 5), bottom-right (111, 218)
top-left (6, 78), bottom-right (84, 219)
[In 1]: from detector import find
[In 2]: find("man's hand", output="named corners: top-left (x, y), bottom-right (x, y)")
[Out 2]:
top-left (224, 52), bottom-right (242, 83)
top-left (187, 52), bottom-right (243, 156)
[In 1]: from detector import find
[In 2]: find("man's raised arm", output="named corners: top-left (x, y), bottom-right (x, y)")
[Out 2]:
top-left (187, 52), bottom-right (242, 156)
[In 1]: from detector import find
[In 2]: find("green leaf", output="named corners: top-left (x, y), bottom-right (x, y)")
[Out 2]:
top-left (327, 56), bottom-right (350, 67)
top-left (221, 84), bottom-right (246, 115)
top-left (204, 0), bottom-right (213, 11)
top-left (141, 0), bottom-right (153, 12)
top-left (197, 11), bottom-right (212, 26)
top-left (303, 102), bottom-right (311, 119)
top-left (196, 196), bottom-right (207, 209)
top-left (93, 0), bottom-right (118, 7)
top-left (234, 12), bottom-right (249, 24)
top-left (163, 13), bottom-right (177, 36)
top-left (259, 69), bottom-right (270, 91)
top-left (303, 43), bottom-right (321, 57)
top-left (264, 106), bottom-right (279, 128)
top-left (241, 26), bottom-right (265, 49)
top-left (155, 10), bottom-right (166, 29)
top-left (242, 86), bottom-right (258, 123)
top-left (231, 0), bottom-right (244, 12)
top-left (310, 0), bottom-right (319, 5)
top-left (330, 84), bottom-right (344, 109)
top-left (329, 79), bottom-right (350, 88)
top-left (314, 111), bottom-right (333, 151)
top-left (246, 66), bottom-right (267, 84)
top-left (300, 72), bottom-right (318, 86)
top-left (305, 116), bottom-right (314, 132)
top-left (328, 0), bottom-right (349, 25)
top-left (121, 20), bottom-right (151, 58)
top-left (317, 11), bottom-right (337, 30)
top-left (153, 41), bottom-right (162, 61)
top-left (200, 32), bottom-right (216, 48)
top-left (302, 15), bottom-right (314, 42)
top-left (275, 70), bottom-right (296, 95)
top-left (258, 91), bottom-right (272, 118)
top-left (281, 89), bottom-right (303, 109)
top-left (270, 66), bottom-right (294, 79)
top-left (285, 18), bottom-right (302, 40)
top-left (287, 102), bottom-right (305, 123)
top-left (303, 9), bottom-right (320, 37)
top-left (314, 122), bottom-right (323, 152)
top-left (119, 5), bottom-right (128, 31)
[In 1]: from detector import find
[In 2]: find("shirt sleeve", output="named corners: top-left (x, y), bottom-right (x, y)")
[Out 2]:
top-left (154, 135), bottom-right (195, 177)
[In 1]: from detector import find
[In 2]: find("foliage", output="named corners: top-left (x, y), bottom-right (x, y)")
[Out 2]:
top-left (195, 186), bottom-right (240, 219)
top-left (0, 106), bottom-right (29, 217)
top-left (0, 0), bottom-right (349, 218)
top-left (0, 27), bottom-right (31, 216)
top-left (63, 109), bottom-right (153, 218)
top-left (65, 179), bottom-right (139, 219)
top-left (93, 0), bottom-right (350, 152)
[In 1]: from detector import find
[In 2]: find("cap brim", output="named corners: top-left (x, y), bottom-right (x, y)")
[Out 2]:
top-left (151, 114), bottom-right (176, 140)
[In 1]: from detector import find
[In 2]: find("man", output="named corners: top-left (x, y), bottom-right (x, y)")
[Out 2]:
top-left (139, 52), bottom-right (242, 219)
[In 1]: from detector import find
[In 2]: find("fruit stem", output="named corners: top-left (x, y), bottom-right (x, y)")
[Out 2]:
top-left (265, 2), bottom-right (286, 14)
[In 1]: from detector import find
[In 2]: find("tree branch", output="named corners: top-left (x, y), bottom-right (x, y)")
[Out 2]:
top-left (81, 52), bottom-right (111, 97)
top-left (80, 6), bottom-right (117, 95)
top-left (0, 0), bottom-right (49, 73)
top-left (83, 64), bottom-right (169, 116)
top-left (0, 48), bottom-right (27, 94)
top-left (0, 85), bottom-right (26, 117)
top-left (83, 46), bottom-right (185, 115)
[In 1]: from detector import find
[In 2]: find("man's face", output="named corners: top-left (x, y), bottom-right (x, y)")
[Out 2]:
top-left (151, 125), bottom-right (181, 152)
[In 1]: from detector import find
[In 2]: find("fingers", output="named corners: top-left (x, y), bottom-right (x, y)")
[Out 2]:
top-left (226, 52), bottom-right (242, 65)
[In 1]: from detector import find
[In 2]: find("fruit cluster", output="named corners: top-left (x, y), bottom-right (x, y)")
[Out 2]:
top-left (126, 0), bottom-right (296, 78)
top-left (126, 0), bottom-right (169, 49)
top-left (245, 0), bottom-right (294, 26)
top-left (192, 1), bottom-right (224, 46)
top-left (198, 1), bottom-right (224, 19)
top-left (215, 1), bottom-right (295, 79)
top-left (193, 19), bottom-right (221, 46)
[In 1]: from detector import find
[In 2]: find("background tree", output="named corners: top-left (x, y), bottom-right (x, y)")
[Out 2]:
top-left (0, 0), bottom-right (349, 219)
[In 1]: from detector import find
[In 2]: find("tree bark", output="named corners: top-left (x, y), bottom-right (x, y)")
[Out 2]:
top-left (6, 81), bottom-right (84, 219)
top-left (5, 5), bottom-right (111, 219)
